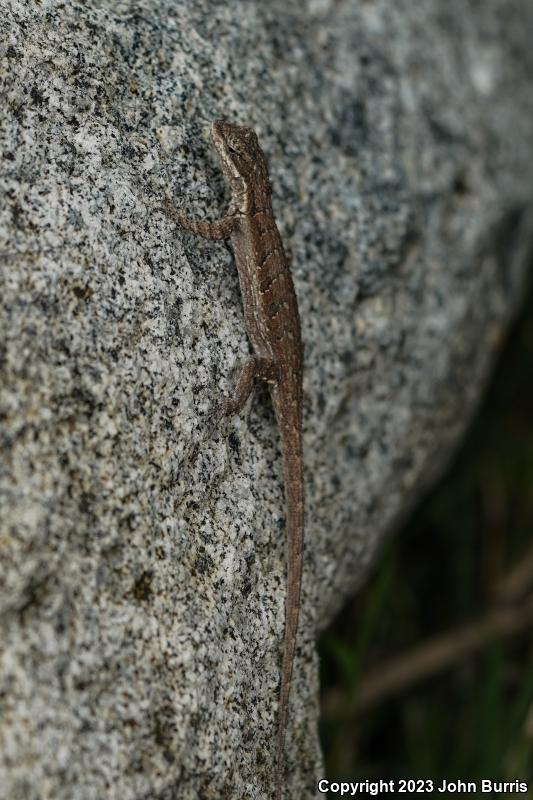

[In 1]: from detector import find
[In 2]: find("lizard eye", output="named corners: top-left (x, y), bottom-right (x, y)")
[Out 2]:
top-left (228, 144), bottom-right (240, 155)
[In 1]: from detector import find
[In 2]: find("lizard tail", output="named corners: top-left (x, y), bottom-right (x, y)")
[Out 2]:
top-left (275, 403), bottom-right (304, 800)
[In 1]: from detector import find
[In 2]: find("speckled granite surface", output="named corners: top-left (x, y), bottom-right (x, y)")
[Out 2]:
top-left (1, 0), bottom-right (533, 798)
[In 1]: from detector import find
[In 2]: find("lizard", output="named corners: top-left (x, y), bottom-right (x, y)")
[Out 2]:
top-left (161, 120), bottom-right (304, 799)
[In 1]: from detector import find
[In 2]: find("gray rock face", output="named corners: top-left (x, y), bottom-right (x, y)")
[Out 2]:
top-left (1, 0), bottom-right (533, 797)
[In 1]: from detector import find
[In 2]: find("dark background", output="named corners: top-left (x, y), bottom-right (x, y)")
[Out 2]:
top-left (319, 281), bottom-right (533, 792)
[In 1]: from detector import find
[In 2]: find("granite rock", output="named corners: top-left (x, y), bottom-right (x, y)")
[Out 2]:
top-left (1, 0), bottom-right (533, 798)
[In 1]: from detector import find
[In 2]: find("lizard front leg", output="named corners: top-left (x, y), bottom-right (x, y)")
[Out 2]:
top-left (224, 356), bottom-right (279, 416)
top-left (160, 198), bottom-right (236, 240)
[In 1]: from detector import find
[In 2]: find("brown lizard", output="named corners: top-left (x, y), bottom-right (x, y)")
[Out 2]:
top-left (161, 120), bottom-right (304, 799)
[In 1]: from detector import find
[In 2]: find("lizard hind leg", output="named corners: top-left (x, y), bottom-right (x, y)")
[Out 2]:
top-left (224, 356), bottom-right (279, 416)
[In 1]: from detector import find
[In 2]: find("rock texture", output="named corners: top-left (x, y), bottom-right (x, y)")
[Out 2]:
top-left (1, 0), bottom-right (533, 797)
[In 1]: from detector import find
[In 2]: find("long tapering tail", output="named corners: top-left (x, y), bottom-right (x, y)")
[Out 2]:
top-left (274, 399), bottom-right (304, 800)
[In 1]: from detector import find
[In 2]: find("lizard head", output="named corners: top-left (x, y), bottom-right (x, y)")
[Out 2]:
top-left (211, 120), bottom-right (271, 213)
